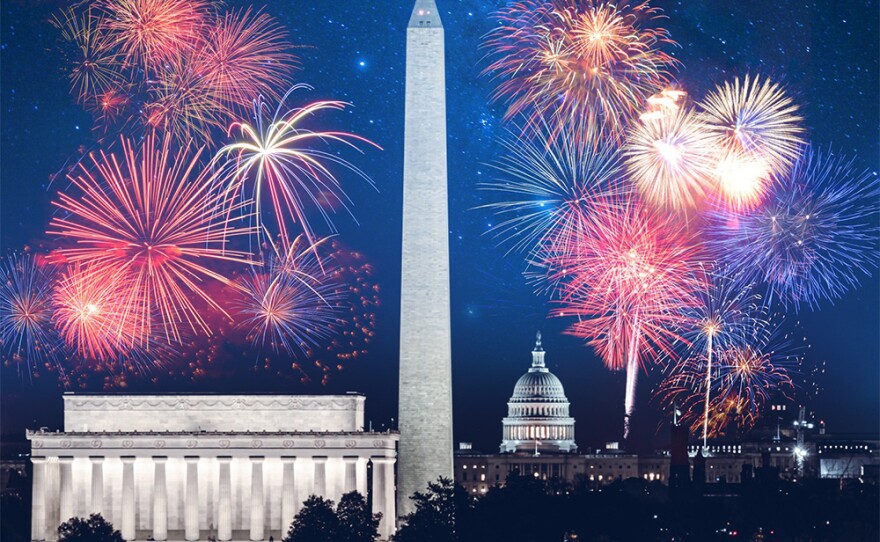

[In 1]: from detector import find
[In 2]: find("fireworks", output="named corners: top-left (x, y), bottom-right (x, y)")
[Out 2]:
top-left (98, 0), bottom-right (209, 70)
top-left (700, 75), bottom-right (806, 209)
top-left (659, 318), bottom-right (798, 438)
top-left (678, 269), bottom-right (769, 446)
top-left (214, 86), bottom-right (379, 253)
top-left (48, 134), bottom-right (254, 345)
top-left (713, 341), bottom-right (795, 433)
top-left (143, 55), bottom-right (226, 145)
top-left (543, 198), bottom-right (703, 438)
top-left (235, 237), bottom-right (342, 356)
top-left (52, 263), bottom-right (136, 361)
top-left (483, 0), bottom-right (679, 141)
top-left (480, 123), bottom-right (623, 256)
top-left (0, 254), bottom-right (59, 370)
top-left (52, 1), bottom-right (296, 144)
top-left (709, 148), bottom-right (878, 310)
top-left (51, 6), bottom-right (122, 107)
top-left (195, 8), bottom-right (296, 109)
top-left (625, 104), bottom-right (715, 211)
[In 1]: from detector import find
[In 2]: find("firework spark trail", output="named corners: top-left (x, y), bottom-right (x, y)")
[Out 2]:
top-left (699, 74), bottom-right (806, 210)
top-left (48, 134), bottom-right (255, 345)
top-left (235, 237), bottom-right (342, 357)
top-left (0, 254), bottom-right (60, 371)
top-left (709, 147), bottom-right (879, 311)
top-left (213, 85), bottom-right (380, 255)
top-left (543, 198), bottom-right (703, 438)
top-left (480, 122), bottom-right (624, 259)
top-left (482, 0), bottom-right (679, 143)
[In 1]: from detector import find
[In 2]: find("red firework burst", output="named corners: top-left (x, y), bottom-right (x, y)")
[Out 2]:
top-left (195, 8), bottom-right (297, 110)
top-left (52, 263), bottom-right (139, 361)
top-left (541, 197), bottom-right (703, 436)
top-left (98, 0), bottom-right (210, 70)
top-left (47, 134), bottom-right (254, 345)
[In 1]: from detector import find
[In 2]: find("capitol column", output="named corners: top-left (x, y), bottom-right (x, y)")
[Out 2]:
top-left (121, 456), bottom-right (136, 541)
top-left (249, 457), bottom-right (264, 541)
top-left (371, 457), bottom-right (395, 540)
top-left (58, 456), bottom-right (74, 526)
top-left (152, 457), bottom-right (168, 541)
top-left (217, 457), bottom-right (232, 542)
top-left (31, 456), bottom-right (47, 541)
top-left (280, 457), bottom-right (296, 530)
top-left (90, 456), bottom-right (104, 515)
top-left (185, 457), bottom-right (199, 541)
top-left (313, 456), bottom-right (327, 497)
top-left (343, 456), bottom-right (358, 494)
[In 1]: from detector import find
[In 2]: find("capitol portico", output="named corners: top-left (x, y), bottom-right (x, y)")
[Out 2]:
top-left (27, 394), bottom-right (398, 541)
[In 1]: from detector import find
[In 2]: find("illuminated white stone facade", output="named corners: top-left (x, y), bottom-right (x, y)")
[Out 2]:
top-left (500, 334), bottom-right (577, 454)
top-left (27, 394), bottom-right (398, 542)
top-left (398, 0), bottom-right (453, 518)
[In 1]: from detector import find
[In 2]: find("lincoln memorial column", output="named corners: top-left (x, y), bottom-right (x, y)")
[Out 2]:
top-left (313, 457), bottom-right (327, 497)
top-left (90, 456), bottom-right (104, 515)
top-left (280, 457), bottom-right (296, 531)
top-left (121, 457), bottom-right (136, 541)
top-left (249, 457), bottom-right (264, 541)
top-left (371, 457), bottom-right (395, 540)
top-left (31, 456), bottom-right (47, 541)
top-left (58, 457), bottom-right (74, 526)
top-left (152, 457), bottom-right (168, 541)
top-left (343, 456), bottom-right (358, 494)
top-left (185, 457), bottom-right (199, 541)
top-left (217, 457), bottom-right (232, 542)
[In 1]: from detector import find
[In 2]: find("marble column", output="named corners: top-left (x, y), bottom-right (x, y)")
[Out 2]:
top-left (371, 457), bottom-right (395, 540)
top-left (31, 456), bottom-right (47, 542)
top-left (121, 457), bottom-right (136, 541)
top-left (313, 457), bottom-right (327, 497)
top-left (217, 457), bottom-right (232, 542)
top-left (184, 457), bottom-right (199, 541)
top-left (58, 457), bottom-right (74, 526)
top-left (152, 457), bottom-right (168, 541)
top-left (90, 456), bottom-right (104, 515)
top-left (249, 457), bottom-right (264, 541)
top-left (343, 456), bottom-right (358, 494)
top-left (280, 457), bottom-right (296, 532)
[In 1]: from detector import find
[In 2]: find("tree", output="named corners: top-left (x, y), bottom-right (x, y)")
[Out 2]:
top-left (283, 495), bottom-right (339, 542)
top-left (393, 477), bottom-right (473, 542)
top-left (336, 491), bottom-right (381, 542)
top-left (57, 514), bottom-right (124, 542)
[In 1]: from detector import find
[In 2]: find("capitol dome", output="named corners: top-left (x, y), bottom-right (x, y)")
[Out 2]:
top-left (500, 332), bottom-right (577, 454)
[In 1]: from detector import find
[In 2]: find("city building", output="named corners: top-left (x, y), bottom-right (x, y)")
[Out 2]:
top-left (26, 394), bottom-right (398, 541)
top-left (397, 0), bottom-right (454, 518)
top-left (500, 332), bottom-right (577, 454)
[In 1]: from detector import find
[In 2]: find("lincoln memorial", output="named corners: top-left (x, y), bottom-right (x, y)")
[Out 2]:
top-left (26, 394), bottom-right (398, 541)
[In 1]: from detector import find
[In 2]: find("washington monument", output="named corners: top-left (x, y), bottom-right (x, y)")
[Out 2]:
top-left (397, 0), bottom-right (453, 519)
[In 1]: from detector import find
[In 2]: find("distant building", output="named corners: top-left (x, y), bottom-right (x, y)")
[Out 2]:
top-left (500, 332), bottom-right (576, 454)
top-left (27, 394), bottom-right (398, 541)
top-left (454, 335), bottom-right (880, 494)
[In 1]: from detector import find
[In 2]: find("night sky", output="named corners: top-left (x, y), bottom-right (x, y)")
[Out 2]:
top-left (1, 0), bottom-right (878, 453)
